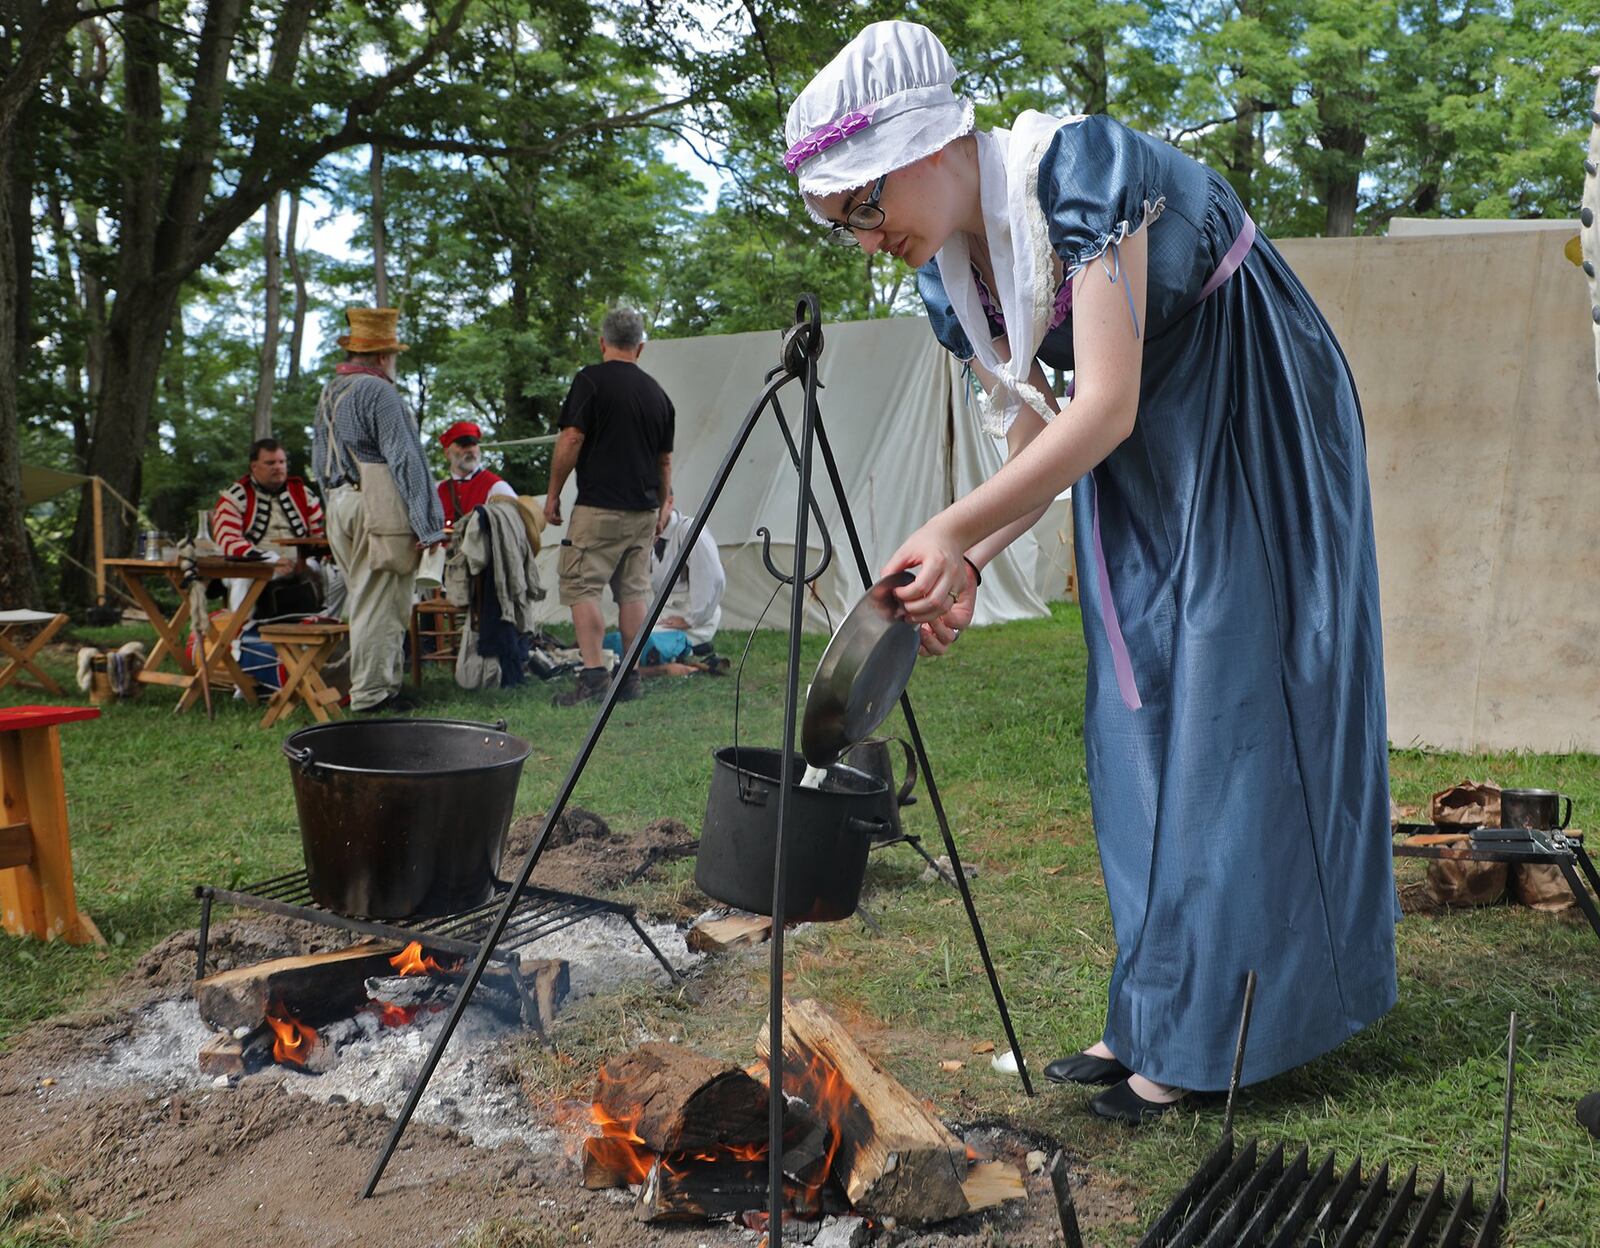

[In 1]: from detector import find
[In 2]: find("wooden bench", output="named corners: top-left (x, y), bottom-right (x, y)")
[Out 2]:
top-left (0, 705), bottom-right (104, 945)
top-left (257, 622), bottom-right (349, 728)
top-left (409, 593), bottom-right (466, 688)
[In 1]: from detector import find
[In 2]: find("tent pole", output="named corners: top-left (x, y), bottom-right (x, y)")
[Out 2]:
top-left (91, 476), bottom-right (106, 605)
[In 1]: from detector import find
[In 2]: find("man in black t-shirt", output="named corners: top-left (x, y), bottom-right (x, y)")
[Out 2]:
top-left (545, 306), bottom-right (675, 705)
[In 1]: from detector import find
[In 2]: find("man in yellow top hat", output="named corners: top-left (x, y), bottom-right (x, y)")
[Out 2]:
top-left (311, 308), bottom-right (446, 713)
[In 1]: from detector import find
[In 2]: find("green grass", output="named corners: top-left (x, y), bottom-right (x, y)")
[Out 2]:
top-left (4, 607), bottom-right (1599, 1243)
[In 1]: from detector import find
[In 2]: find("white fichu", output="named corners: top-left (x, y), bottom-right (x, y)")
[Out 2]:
top-left (1585, 68), bottom-right (1600, 400)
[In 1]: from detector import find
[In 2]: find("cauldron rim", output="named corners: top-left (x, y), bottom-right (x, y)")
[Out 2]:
top-left (284, 717), bottom-right (532, 778)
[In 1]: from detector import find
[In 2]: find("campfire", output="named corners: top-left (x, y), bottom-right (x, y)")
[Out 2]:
top-left (577, 999), bottom-right (1024, 1231)
top-left (191, 939), bottom-right (569, 1080)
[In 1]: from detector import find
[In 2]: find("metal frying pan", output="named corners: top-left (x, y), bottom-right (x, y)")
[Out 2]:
top-left (801, 571), bottom-right (921, 767)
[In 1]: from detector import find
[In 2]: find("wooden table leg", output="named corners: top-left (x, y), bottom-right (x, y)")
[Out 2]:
top-left (0, 727), bottom-right (98, 945)
top-left (122, 568), bottom-right (194, 679)
top-left (260, 640), bottom-right (315, 728)
top-left (176, 578), bottom-right (270, 713)
top-left (298, 638), bottom-right (344, 723)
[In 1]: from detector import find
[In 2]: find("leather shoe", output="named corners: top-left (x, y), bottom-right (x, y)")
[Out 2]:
top-left (1089, 1078), bottom-right (1186, 1125)
top-left (1044, 1052), bottom-right (1131, 1086)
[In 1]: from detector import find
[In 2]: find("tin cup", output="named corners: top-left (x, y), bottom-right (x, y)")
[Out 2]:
top-left (1499, 788), bottom-right (1572, 830)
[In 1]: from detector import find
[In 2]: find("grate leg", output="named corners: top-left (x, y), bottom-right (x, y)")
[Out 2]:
top-left (195, 892), bottom-right (213, 981)
top-left (623, 913), bottom-right (682, 984)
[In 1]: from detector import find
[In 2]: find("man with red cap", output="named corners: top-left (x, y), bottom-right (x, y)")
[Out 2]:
top-left (436, 421), bottom-right (516, 526)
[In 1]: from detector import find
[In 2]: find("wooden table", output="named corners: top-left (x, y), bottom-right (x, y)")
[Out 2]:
top-left (106, 557), bottom-right (277, 713)
top-left (0, 705), bottom-right (104, 945)
top-left (0, 610), bottom-right (67, 696)
top-left (257, 622), bottom-right (348, 728)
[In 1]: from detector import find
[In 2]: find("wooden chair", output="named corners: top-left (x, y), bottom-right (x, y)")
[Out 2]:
top-left (1, 706), bottom-right (104, 945)
top-left (0, 610), bottom-right (68, 697)
top-left (409, 592), bottom-right (466, 688)
top-left (257, 622), bottom-right (349, 728)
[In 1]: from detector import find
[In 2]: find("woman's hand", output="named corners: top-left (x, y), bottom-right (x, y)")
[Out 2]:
top-left (882, 517), bottom-right (971, 624)
top-left (918, 584), bottom-right (974, 656)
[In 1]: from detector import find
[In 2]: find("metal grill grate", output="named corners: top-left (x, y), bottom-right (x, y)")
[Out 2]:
top-left (193, 870), bottom-right (682, 982)
top-left (1132, 1133), bottom-right (1502, 1248)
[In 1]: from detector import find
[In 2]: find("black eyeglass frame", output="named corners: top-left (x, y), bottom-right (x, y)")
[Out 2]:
top-left (825, 173), bottom-right (888, 247)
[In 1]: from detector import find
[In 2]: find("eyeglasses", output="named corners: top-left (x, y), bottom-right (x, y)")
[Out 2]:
top-left (825, 174), bottom-right (888, 247)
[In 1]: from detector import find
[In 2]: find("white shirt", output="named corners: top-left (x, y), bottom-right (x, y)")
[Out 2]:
top-left (652, 510), bottom-right (725, 645)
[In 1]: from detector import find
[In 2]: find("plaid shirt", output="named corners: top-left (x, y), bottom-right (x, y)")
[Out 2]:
top-left (312, 372), bottom-right (446, 544)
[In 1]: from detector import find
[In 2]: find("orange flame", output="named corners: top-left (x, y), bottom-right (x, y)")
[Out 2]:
top-left (389, 941), bottom-right (460, 977)
top-left (370, 1000), bottom-right (420, 1028)
top-left (586, 1100), bottom-right (655, 1184)
top-left (264, 1003), bottom-right (317, 1067)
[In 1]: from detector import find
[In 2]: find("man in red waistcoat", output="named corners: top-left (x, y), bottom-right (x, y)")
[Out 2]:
top-left (211, 438), bottom-right (328, 618)
top-left (436, 421), bottom-right (516, 527)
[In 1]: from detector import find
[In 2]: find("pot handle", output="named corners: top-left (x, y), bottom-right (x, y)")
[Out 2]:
top-left (484, 719), bottom-right (508, 732)
top-left (282, 741), bottom-right (317, 773)
top-left (1560, 794), bottom-right (1573, 829)
top-left (893, 737), bottom-right (918, 807)
top-left (845, 815), bottom-right (891, 837)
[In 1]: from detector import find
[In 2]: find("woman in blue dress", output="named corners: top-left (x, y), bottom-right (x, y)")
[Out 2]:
top-left (785, 21), bottom-right (1398, 1122)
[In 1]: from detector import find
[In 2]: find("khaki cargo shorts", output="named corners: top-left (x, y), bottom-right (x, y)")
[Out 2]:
top-left (557, 504), bottom-right (658, 606)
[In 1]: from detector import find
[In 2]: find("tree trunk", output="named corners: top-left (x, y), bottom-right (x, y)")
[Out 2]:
top-left (0, 125), bottom-right (34, 608)
top-left (253, 191), bottom-right (282, 437)
top-left (1228, 105), bottom-right (1255, 218)
top-left (286, 190), bottom-right (306, 386)
top-left (371, 142), bottom-right (388, 305)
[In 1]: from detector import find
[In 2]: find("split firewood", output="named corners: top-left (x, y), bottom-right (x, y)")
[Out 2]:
top-left (594, 1042), bottom-right (768, 1153)
top-left (960, 1160), bottom-right (1027, 1211)
top-left (517, 958), bottom-right (570, 1034)
top-left (198, 1033), bottom-right (246, 1077)
top-left (686, 912), bottom-right (773, 954)
top-left (756, 998), bottom-right (970, 1225)
top-left (193, 942), bottom-right (401, 1031)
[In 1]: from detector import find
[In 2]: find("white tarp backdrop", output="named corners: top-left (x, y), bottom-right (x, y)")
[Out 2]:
top-left (529, 316), bottom-right (1061, 635)
top-left (525, 225), bottom-right (1599, 753)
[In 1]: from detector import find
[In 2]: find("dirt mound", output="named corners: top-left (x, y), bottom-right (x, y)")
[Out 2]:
top-left (502, 811), bottom-right (697, 896)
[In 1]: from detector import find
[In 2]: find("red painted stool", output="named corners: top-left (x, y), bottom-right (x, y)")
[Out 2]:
top-left (0, 706), bottom-right (104, 945)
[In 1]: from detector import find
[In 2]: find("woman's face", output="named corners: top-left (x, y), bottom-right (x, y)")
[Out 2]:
top-left (805, 147), bottom-right (969, 269)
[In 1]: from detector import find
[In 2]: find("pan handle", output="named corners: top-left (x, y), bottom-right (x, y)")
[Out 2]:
top-left (485, 719), bottom-right (508, 733)
top-left (845, 815), bottom-right (891, 837)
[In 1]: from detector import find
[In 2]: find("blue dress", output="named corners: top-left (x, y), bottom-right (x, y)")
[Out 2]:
top-left (919, 116), bottom-right (1398, 1090)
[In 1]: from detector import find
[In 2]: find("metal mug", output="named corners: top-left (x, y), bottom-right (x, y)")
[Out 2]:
top-left (1499, 787), bottom-right (1572, 831)
top-left (841, 736), bottom-right (918, 840)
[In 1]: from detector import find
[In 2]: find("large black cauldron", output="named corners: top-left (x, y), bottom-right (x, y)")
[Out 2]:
top-left (283, 718), bottom-right (530, 919)
top-left (696, 747), bottom-right (889, 922)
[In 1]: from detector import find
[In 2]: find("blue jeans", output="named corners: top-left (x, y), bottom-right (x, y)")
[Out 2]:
top-left (603, 628), bottom-right (693, 665)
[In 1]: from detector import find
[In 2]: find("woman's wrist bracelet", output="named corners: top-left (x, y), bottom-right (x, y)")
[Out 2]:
top-left (963, 555), bottom-right (982, 588)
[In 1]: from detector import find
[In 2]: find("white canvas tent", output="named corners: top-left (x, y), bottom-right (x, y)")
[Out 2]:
top-left (530, 315), bottom-right (1063, 633)
top-left (1277, 227), bottom-right (1600, 754)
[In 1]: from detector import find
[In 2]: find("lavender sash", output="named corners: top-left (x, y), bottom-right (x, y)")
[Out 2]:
top-left (1093, 211), bottom-right (1256, 712)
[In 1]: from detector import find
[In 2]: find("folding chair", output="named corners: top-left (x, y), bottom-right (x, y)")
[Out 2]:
top-left (0, 611), bottom-right (68, 697)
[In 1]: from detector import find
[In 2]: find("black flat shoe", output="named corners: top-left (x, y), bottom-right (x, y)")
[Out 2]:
top-left (1089, 1078), bottom-right (1187, 1124)
top-left (1044, 1052), bottom-right (1132, 1086)
top-left (1578, 1091), bottom-right (1600, 1140)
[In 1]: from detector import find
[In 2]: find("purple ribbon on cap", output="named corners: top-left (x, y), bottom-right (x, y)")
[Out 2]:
top-left (784, 103), bottom-right (880, 174)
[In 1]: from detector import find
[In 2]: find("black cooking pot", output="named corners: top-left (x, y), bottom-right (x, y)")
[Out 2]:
top-left (283, 718), bottom-right (531, 919)
top-left (696, 747), bottom-right (889, 923)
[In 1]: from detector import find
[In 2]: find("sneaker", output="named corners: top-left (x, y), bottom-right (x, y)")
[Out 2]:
top-left (617, 669), bottom-right (644, 701)
top-left (554, 665), bottom-right (609, 708)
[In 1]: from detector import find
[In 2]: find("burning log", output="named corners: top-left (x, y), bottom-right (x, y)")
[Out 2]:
top-left (757, 998), bottom-right (970, 1226)
top-left (193, 942), bottom-right (401, 1031)
top-left (582, 1136), bottom-right (652, 1190)
top-left (636, 1155), bottom-right (789, 1223)
top-left (198, 1033), bottom-right (246, 1077)
top-left (594, 1042), bottom-right (768, 1153)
